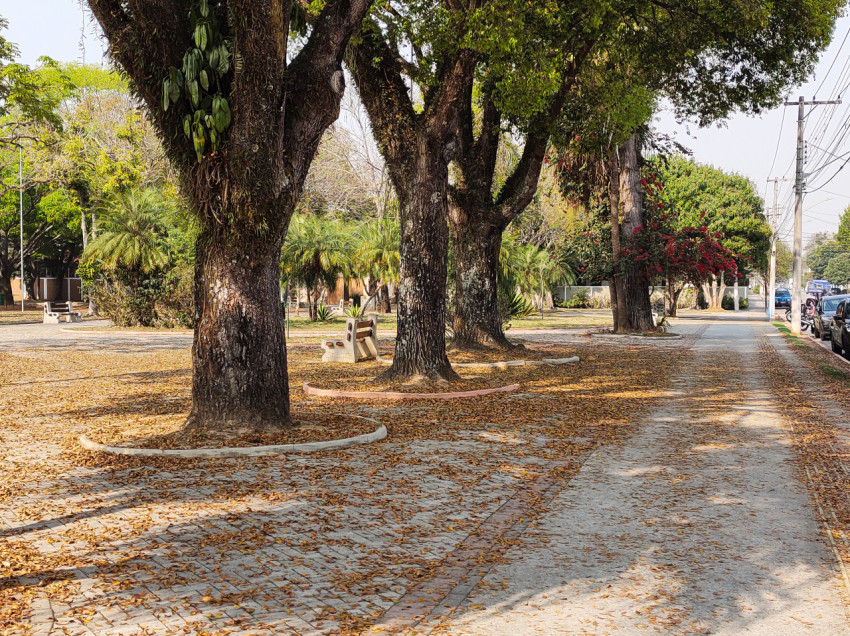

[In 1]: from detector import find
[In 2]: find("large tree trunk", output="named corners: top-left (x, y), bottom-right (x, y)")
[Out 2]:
top-left (89, 0), bottom-right (374, 433)
top-left (665, 279), bottom-right (682, 317)
top-left (379, 283), bottom-right (391, 313)
top-left (186, 230), bottom-right (288, 431)
top-left (607, 155), bottom-right (630, 333)
top-left (450, 212), bottom-right (514, 350)
top-left (0, 272), bottom-right (12, 306)
top-left (701, 274), bottom-right (725, 309)
top-left (347, 22), bottom-right (475, 382)
top-left (380, 147), bottom-right (457, 381)
top-left (619, 133), bottom-right (655, 332)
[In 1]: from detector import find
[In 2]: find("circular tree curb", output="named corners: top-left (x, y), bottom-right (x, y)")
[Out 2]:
top-left (60, 327), bottom-right (193, 337)
top-left (303, 382), bottom-right (520, 400)
top-left (453, 356), bottom-right (580, 368)
top-left (592, 333), bottom-right (683, 341)
top-left (79, 419), bottom-right (387, 458)
top-left (375, 357), bottom-right (579, 368)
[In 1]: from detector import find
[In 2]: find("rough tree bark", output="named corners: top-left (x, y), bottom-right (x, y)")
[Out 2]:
top-left (701, 273), bottom-right (726, 309)
top-left (618, 133), bottom-right (655, 332)
top-left (0, 273), bottom-right (12, 306)
top-left (448, 47), bottom-right (593, 350)
top-left (347, 19), bottom-right (476, 380)
top-left (379, 283), bottom-right (391, 313)
top-left (607, 154), bottom-right (630, 332)
top-left (88, 0), bottom-right (373, 432)
top-left (0, 230), bottom-right (13, 304)
top-left (450, 208), bottom-right (512, 349)
top-left (665, 279), bottom-right (683, 317)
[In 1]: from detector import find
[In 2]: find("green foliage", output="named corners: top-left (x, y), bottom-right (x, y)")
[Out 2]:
top-left (354, 218), bottom-right (399, 284)
top-left (505, 292), bottom-right (536, 321)
top-left (281, 214), bottom-right (353, 291)
top-left (776, 241), bottom-right (793, 281)
top-left (87, 261), bottom-right (194, 328)
top-left (315, 304), bottom-right (332, 322)
top-left (823, 252), bottom-right (850, 287)
top-left (652, 156), bottom-right (771, 274)
top-left (721, 296), bottom-right (749, 310)
top-left (837, 206), bottom-right (850, 251)
top-left (500, 236), bottom-right (575, 299)
top-left (807, 242), bottom-right (848, 280)
top-left (563, 289), bottom-right (590, 309)
top-left (163, 0), bottom-right (233, 161)
top-left (84, 188), bottom-right (171, 277)
top-left (343, 303), bottom-right (364, 318)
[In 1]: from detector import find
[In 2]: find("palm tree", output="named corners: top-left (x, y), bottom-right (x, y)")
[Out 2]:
top-left (83, 188), bottom-right (170, 286)
top-left (504, 241), bottom-right (576, 313)
top-left (355, 217), bottom-right (399, 312)
top-left (281, 215), bottom-right (353, 321)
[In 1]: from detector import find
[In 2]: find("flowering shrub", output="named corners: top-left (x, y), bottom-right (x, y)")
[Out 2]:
top-left (627, 172), bottom-right (738, 286)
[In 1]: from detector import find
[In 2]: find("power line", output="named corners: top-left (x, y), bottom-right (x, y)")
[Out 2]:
top-left (814, 27), bottom-right (850, 97)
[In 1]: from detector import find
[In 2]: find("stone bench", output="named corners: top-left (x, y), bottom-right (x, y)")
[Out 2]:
top-left (43, 301), bottom-right (82, 324)
top-left (321, 316), bottom-right (378, 363)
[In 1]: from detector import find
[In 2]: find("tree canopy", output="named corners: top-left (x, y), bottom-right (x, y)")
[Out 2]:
top-left (652, 156), bottom-right (770, 274)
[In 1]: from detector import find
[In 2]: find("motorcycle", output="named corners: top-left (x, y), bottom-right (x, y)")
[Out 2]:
top-left (785, 302), bottom-right (814, 332)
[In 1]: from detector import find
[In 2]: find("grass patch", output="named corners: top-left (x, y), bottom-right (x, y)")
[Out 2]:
top-left (773, 321), bottom-right (850, 383)
top-left (818, 363), bottom-right (849, 381)
top-left (772, 321), bottom-right (808, 350)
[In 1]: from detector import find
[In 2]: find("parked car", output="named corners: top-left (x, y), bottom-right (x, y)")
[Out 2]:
top-left (812, 294), bottom-right (850, 340)
top-left (829, 299), bottom-right (850, 358)
top-left (774, 289), bottom-right (792, 308)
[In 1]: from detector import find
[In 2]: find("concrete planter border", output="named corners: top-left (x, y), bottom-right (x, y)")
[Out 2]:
top-left (61, 327), bottom-right (193, 337)
top-left (592, 333), bottom-right (683, 341)
top-left (453, 356), bottom-right (580, 368)
top-left (303, 382), bottom-right (520, 400)
top-left (79, 416), bottom-right (386, 458)
top-left (375, 356), bottom-right (579, 369)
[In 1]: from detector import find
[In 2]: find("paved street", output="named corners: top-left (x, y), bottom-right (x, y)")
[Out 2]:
top-left (2, 312), bottom-right (849, 635)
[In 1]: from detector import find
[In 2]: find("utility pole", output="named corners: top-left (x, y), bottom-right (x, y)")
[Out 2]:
top-left (766, 177), bottom-right (791, 321)
top-left (785, 96), bottom-right (841, 335)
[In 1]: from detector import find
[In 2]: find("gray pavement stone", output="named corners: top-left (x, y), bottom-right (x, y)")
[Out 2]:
top-left (3, 310), bottom-right (849, 634)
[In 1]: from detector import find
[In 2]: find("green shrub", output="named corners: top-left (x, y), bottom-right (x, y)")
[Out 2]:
top-left (564, 289), bottom-right (590, 308)
top-left (316, 304), bottom-right (332, 321)
top-left (350, 293), bottom-right (361, 307)
top-left (506, 293), bottom-right (536, 319)
top-left (721, 296), bottom-right (749, 310)
top-left (343, 303), bottom-right (363, 318)
top-left (753, 284), bottom-right (761, 295)
top-left (589, 295), bottom-right (611, 309)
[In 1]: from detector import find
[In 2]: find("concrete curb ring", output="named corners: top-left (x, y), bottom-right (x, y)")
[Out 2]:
top-left (79, 417), bottom-right (387, 458)
top-left (302, 382), bottom-right (520, 400)
top-left (375, 356), bottom-right (579, 368)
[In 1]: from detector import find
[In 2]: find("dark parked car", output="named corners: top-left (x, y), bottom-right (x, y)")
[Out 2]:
top-left (830, 300), bottom-right (850, 358)
top-left (775, 289), bottom-right (792, 308)
top-left (813, 294), bottom-right (850, 340)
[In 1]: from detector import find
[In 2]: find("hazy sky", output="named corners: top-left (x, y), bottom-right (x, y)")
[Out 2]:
top-left (2, 1), bottom-right (850, 244)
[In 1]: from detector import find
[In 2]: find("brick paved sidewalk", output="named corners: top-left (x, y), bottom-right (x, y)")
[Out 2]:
top-left (4, 323), bottom-right (676, 635)
top-left (6, 318), bottom-right (844, 635)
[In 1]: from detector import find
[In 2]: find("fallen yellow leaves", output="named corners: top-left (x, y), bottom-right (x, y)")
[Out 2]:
top-left (0, 336), bottom-right (683, 633)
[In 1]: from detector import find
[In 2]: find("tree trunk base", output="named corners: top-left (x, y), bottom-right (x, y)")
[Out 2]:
top-left (449, 332), bottom-right (523, 352)
top-left (376, 360), bottom-right (459, 383)
top-left (181, 413), bottom-right (294, 436)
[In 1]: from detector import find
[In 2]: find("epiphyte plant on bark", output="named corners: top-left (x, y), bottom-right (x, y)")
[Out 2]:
top-left (162, 0), bottom-right (233, 162)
